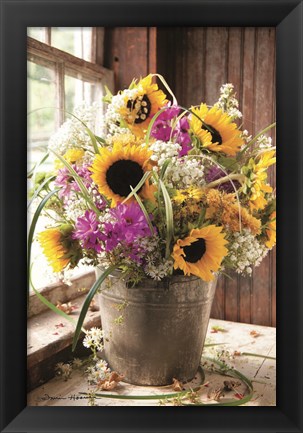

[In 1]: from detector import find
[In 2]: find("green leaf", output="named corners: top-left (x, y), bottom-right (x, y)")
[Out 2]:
top-left (72, 265), bottom-right (116, 351)
top-left (159, 179), bottom-right (174, 259)
top-left (216, 155), bottom-right (239, 171)
top-left (102, 85), bottom-right (113, 103)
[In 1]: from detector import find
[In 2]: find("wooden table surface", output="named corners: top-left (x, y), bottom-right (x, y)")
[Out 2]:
top-left (28, 318), bottom-right (276, 407)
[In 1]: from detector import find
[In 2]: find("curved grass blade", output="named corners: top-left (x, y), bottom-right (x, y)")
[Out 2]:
top-left (122, 171), bottom-right (151, 204)
top-left (159, 179), bottom-right (174, 259)
top-left (237, 122), bottom-right (276, 158)
top-left (27, 188), bottom-right (59, 292)
top-left (241, 352), bottom-right (276, 360)
top-left (27, 152), bottom-right (50, 179)
top-left (81, 386), bottom-right (202, 401)
top-left (72, 265), bottom-right (116, 351)
top-left (27, 175), bottom-right (56, 211)
top-left (130, 187), bottom-right (155, 234)
top-left (159, 159), bottom-right (171, 180)
top-left (79, 358), bottom-right (253, 406)
top-left (29, 267), bottom-right (76, 324)
top-left (152, 73), bottom-right (178, 105)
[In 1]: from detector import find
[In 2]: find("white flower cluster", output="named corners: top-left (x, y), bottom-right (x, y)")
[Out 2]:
top-left (64, 196), bottom-right (88, 221)
top-left (144, 256), bottom-right (174, 281)
top-left (150, 140), bottom-right (181, 166)
top-left (48, 101), bottom-right (101, 156)
top-left (241, 129), bottom-right (252, 144)
top-left (86, 359), bottom-right (110, 385)
top-left (149, 141), bottom-right (205, 188)
top-left (214, 83), bottom-right (242, 120)
top-left (256, 134), bottom-right (273, 149)
top-left (83, 327), bottom-right (104, 352)
top-left (166, 157), bottom-right (206, 189)
top-left (227, 229), bottom-right (268, 275)
top-left (104, 88), bottom-right (138, 136)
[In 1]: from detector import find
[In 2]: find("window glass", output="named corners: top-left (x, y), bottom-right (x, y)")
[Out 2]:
top-left (27, 60), bottom-right (56, 171)
top-left (27, 27), bottom-right (46, 43)
top-left (51, 27), bottom-right (92, 61)
top-left (65, 75), bottom-right (103, 113)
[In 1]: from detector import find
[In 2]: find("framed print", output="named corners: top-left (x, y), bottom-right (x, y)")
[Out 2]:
top-left (0, 0), bottom-right (302, 432)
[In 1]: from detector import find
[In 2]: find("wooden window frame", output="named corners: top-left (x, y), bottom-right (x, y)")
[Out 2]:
top-left (27, 30), bottom-right (113, 316)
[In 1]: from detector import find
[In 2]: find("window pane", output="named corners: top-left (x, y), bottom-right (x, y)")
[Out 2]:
top-left (27, 27), bottom-right (47, 42)
top-left (27, 61), bottom-right (57, 172)
top-left (65, 74), bottom-right (103, 114)
top-left (51, 27), bottom-right (92, 61)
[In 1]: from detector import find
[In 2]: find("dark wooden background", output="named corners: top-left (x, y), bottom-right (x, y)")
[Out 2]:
top-left (103, 27), bottom-right (276, 327)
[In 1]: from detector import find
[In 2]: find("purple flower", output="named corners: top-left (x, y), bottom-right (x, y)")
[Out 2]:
top-left (151, 105), bottom-right (192, 156)
top-left (151, 104), bottom-right (180, 141)
top-left (72, 210), bottom-right (104, 252)
top-left (103, 202), bottom-right (153, 258)
top-left (55, 164), bottom-right (106, 210)
top-left (174, 117), bottom-right (192, 156)
top-left (205, 166), bottom-right (241, 193)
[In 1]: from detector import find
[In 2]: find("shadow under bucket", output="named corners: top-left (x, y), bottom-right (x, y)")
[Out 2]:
top-left (97, 271), bottom-right (217, 386)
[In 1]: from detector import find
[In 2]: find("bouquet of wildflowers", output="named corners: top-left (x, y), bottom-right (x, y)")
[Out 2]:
top-left (29, 74), bottom-right (276, 343)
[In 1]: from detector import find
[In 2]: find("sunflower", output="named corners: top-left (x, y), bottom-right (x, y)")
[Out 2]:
top-left (172, 225), bottom-right (228, 281)
top-left (119, 74), bottom-right (167, 137)
top-left (90, 142), bottom-right (153, 205)
top-left (190, 103), bottom-right (244, 156)
top-left (265, 211), bottom-right (276, 249)
top-left (37, 225), bottom-right (76, 273)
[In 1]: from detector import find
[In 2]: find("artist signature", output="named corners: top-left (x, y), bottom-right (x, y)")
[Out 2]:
top-left (36, 393), bottom-right (89, 402)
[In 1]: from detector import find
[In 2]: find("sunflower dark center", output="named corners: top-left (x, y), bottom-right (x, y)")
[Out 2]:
top-left (106, 159), bottom-right (144, 197)
top-left (127, 94), bottom-right (151, 124)
top-left (183, 238), bottom-right (206, 263)
top-left (202, 123), bottom-right (222, 145)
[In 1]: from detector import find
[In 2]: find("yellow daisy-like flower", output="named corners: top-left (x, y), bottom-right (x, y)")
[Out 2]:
top-left (63, 148), bottom-right (85, 163)
top-left (90, 142), bottom-right (153, 206)
top-left (245, 150), bottom-right (276, 211)
top-left (173, 187), bottom-right (204, 205)
top-left (38, 228), bottom-right (71, 273)
top-left (190, 103), bottom-right (244, 156)
top-left (172, 225), bottom-right (228, 281)
top-left (119, 74), bottom-right (167, 137)
top-left (265, 211), bottom-right (276, 249)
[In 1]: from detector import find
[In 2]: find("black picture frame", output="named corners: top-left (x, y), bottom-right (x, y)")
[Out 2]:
top-left (0, 0), bottom-right (302, 432)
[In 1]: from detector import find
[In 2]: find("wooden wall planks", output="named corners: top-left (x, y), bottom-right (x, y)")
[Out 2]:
top-left (103, 27), bottom-right (276, 327)
top-left (157, 27), bottom-right (276, 327)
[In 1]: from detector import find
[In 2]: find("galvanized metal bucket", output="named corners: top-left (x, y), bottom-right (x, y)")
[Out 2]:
top-left (97, 271), bottom-right (217, 386)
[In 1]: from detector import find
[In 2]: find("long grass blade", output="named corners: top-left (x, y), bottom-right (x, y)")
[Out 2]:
top-left (27, 175), bottom-right (56, 210)
top-left (27, 188), bottom-right (59, 291)
top-left (121, 171), bottom-right (151, 204)
top-left (72, 265), bottom-right (116, 351)
top-left (29, 269), bottom-right (76, 324)
top-left (159, 179), bottom-right (174, 259)
top-left (27, 152), bottom-right (50, 179)
top-left (130, 187), bottom-right (154, 234)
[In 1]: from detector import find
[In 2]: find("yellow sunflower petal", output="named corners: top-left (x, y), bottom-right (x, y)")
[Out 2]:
top-left (172, 225), bottom-right (228, 282)
top-left (190, 104), bottom-right (244, 156)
